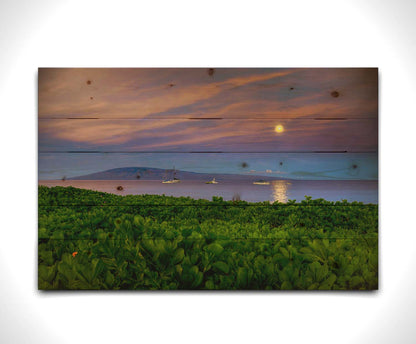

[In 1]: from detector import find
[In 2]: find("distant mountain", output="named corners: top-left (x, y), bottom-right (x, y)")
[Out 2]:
top-left (69, 167), bottom-right (283, 181)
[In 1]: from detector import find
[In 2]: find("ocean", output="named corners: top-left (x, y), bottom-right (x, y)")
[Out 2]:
top-left (39, 179), bottom-right (378, 204)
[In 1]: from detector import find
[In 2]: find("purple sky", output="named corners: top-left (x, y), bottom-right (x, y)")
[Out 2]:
top-left (38, 68), bottom-right (378, 180)
top-left (38, 68), bottom-right (378, 153)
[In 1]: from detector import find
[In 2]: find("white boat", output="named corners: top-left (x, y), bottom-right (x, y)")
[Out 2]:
top-left (205, 178), bottom-right (218, 184)
top-left (162, 178), bottom-right (180, 184)
top-left (253, 180), bottom-right (270, 185)
top-left (162, 167), bottom-right (180, 183)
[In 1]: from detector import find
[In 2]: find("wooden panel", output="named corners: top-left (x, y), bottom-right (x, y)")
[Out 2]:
top-left (39, 203), bottom-right (378, 238)
top-left (39, 68), bottom-right (378, 120)
top-left (38, 151), bottom-right (378, 205)
top-left (38, 68), bottom-right (378, 290)
top-left (39, 118), bottom-right (377, 152)
top-left (38, 152), bottom-right (377, 181)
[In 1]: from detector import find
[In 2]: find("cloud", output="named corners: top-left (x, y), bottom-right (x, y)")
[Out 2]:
top-left (39, 116), bottom-right (377, 152)
top-left (38, 68), bottom-right (378, 151)
top-left (38, 68), bottom-right (294, 119)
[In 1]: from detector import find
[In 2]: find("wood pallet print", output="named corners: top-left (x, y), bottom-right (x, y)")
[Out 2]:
top-left (38, 68), bottom-right (378, 290)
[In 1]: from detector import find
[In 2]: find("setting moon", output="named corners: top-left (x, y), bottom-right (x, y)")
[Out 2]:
top-left (275, 125), bottom-right (284, 133)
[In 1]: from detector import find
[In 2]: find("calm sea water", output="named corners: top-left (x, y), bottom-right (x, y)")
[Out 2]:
top-left (39, 180), bottom-right (378, 204)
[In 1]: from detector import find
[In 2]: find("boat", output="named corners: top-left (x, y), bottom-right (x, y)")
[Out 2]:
top-left (162, 167), bottom-right (181, 183)
top-left (253, 180), bottom-right (270, 185)
top-left (162, 178), bottom-right (180, 184)
top-left (205, 178), bottom-right (218, 184)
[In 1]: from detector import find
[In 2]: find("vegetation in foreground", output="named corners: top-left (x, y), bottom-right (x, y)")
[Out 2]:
top-left (38, 186), bottom-right (378, 290)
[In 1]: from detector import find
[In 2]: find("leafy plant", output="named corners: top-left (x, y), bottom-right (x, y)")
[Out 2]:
top-left (38, 186), bottom-right (378, 290)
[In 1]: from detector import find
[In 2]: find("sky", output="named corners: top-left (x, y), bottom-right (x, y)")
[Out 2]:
top-left (38, 68), bottom-right (378, 179)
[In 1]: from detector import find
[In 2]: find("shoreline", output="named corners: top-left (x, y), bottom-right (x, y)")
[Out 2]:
top-left (38, 182), bottom-right (378, 205)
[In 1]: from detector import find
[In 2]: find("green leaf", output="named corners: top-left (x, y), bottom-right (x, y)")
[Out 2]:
top-left (350, 276), bottom-right (364, 289)
top-left (39, 250), bottom-right (54, 266)
top-left (39, 265), bottom-right (56, 283)
top-left (191, 270), bottom-right (203, 288)
top-left (205, 243), bottom-right (224, 256)
top-left (172, 248), bottom-right (185, 264)
top-left (92, 259), bottom-right (105, 280)
top-left (61, 253), bottom-right (74, 266)
top-left (279, 247), bottom-right (289, 259)
top-left (175, 264), bottom-right (183, 276)
top-left (39, 227), bottom-right (48, 239)
top-left (205, 280), bottom-right (215, 290)
top-left (281, 281), bottom-right (292, 290)
top-left (189, 265), bottom-right (199, 276)
top-left (51, 230), bottom-right (64, 240)
top-left (105, 271), bottom-right (115, 286)
top-left (236, 267), bottom-right (252, 288)
top-left (212, 261), bottom-right (230, 274)
top-left (321, 273), bottom-right (337, 288)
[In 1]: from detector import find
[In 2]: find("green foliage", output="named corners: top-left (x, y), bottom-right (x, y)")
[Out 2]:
top-left (38, 186), bottom-right (378, 290)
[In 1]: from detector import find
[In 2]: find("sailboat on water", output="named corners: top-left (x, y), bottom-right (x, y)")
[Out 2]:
top-left (162, 166), bottom-right (181, 183)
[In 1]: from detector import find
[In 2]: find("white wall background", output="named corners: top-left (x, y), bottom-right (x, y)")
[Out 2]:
top-left (0, 0), bottom-right (415, 343)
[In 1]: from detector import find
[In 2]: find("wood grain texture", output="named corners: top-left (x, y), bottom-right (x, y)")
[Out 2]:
top-left (39, 118), bottom-right (377, 153)
top-left (38, 68), bottom-right (378, 203)
top-left (38, 151), bottom-right (377, 180)
top-left (39, 68), bottom-right (378, 120)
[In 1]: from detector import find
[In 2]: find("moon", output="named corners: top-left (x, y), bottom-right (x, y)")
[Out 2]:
top-left (275, 125), bottom-right (284, 133)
